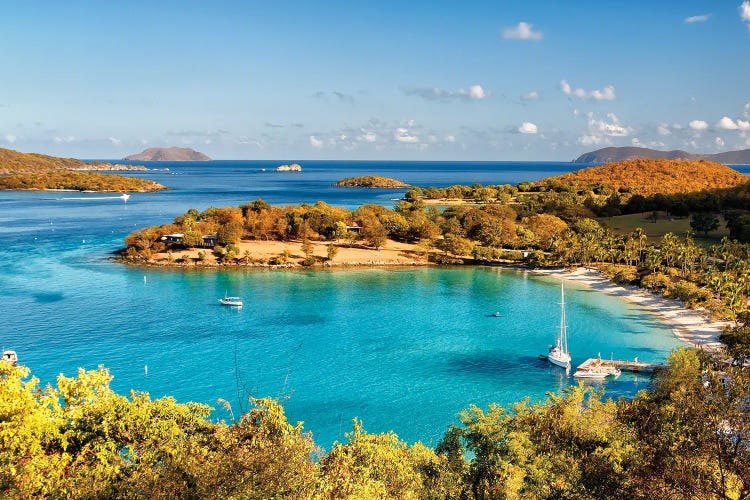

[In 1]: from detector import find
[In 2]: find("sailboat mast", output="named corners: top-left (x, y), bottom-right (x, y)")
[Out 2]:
top-left (560, 280), bottom-right (568, 353)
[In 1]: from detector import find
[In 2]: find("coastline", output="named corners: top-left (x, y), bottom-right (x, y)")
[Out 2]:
top-left (533, 267), bottom-right (730, 352)
top-left (125, 239), bottom-right (731, 353)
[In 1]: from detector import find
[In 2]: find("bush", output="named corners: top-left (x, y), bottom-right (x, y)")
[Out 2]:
top-left (641, 272), bottom-right (671, 291)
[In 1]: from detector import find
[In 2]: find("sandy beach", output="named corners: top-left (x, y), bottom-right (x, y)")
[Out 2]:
top-left (534, 267), bottom-right (730, 352)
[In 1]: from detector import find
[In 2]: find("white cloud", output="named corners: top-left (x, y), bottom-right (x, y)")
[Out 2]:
top-left (357, 130), bottom-right (377, 143)
top-left (502, 22), bottom-right (543, 40)
top-left (108, 137), bottom-right (122, 146)
top-left (394, 127), bottom-right (419, 143)
top-left (737, 119), bottom-right (750, 131)
top-left (577, 113), bottom-right (631, 146)
top-left (560, 80), bottom-right (616, 100)
top-left (53, 135), bottom-right (76, 143)
top-left (309, 135), bottom-right (324, 149)
top-left (715, 136), bottom-right (725, 147)
top-left (717, 116), bottom-right (739, 130)
top-left (689, 120), bottom-right (708, 131)
top-left (4, 134), bottom-right (17, 144)
top-left (741, 1), bottom-right (750, 22)
top-left (684, 13), bottom-right (711, 23)
top-left (445, 135), bottom-right (456, 143)
top-left (518, 122), bottom-right (538, 134)
top-left (657, 123), bottom-right (672, 135)
top-left (521, 90), bottom-right (539, 101)
top-left (468, 85), bottom-right (486, 100)
top-left (404, 84), bottom-right (488, 101)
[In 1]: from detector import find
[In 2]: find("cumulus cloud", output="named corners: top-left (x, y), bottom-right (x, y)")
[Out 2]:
top-left (577, 113), bottom-right (631, 146)
top-left (715, 136), bottom-right (725, 147)
top-left (502, 22), bottom-right (543, 40)
top-left (741, 1), bottom-right (750, 23)
top-left (404, 84), bottom-right (488, 101)
top-left (4, 134), bottom-right (17, 143)
top-left (108, 137), bottom-right (122, 146)
top-left (357, 130), bottom-right (377, 143)
top-left (518, 122), bottom-right (538, 134)
top-left (657, 123), bottom-right (672, 135)
top-left (689, 120), bottom-right (708, 130)
top-left (394, 127), bottom-right (419, 143)
top-left (309, 135), bottom-right (324, 149)
top-left (560, 80), bottom-right (616, 100)
top-left (684, 13), bottom-right (711, 23)
top-left (717, 116), bottom-right (739, 130)
top-left (520, 90), bottom-right (540, 101)
top-left (738, 119), bottom-right (750, 130)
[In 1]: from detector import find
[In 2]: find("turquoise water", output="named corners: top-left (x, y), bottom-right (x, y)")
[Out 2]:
top-left (0, 160), bottom-right (711, 448)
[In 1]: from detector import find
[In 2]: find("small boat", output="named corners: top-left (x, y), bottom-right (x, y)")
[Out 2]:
top-left (491, 311), bottom-right (502, 317)
top-left (119, 193), bottom-right (131, 202)
top-left (2, 350), bottom-right (18, 366)
top-left (218, 296), bottom-right (243, 307)
top-left (547, 280), bottom-right (572, 369)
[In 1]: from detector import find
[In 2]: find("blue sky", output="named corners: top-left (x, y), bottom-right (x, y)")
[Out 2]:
top-left (1, 0), bottom-right (750, 160)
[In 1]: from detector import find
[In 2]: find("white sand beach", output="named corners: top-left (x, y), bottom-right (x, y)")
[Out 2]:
top-left (534, 267), bottom-right (730, 353)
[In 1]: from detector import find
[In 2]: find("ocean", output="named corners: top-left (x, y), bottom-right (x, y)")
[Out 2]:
top-left (2, 160), bottom-right (745, 448)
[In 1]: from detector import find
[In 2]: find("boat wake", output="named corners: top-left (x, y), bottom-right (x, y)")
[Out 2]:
top-left (61, 193), bottom-right (130, 202)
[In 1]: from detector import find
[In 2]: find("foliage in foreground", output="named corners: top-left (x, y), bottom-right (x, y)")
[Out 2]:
top-left (2, 347), bottom-right (749, 499)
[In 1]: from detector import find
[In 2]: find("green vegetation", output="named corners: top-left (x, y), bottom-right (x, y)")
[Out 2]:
top-left (3, 348), bottom-right (748, 498)
top-left (0, 171), bottom-right (166, 192)
top-left (0, 147), bottom-right (165, 192)
top-left (334, 175), bottom-right (411, 188)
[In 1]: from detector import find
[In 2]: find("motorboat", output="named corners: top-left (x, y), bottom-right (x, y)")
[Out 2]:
top-left (219, 296), bottom-right (243, 307)
top-left (2, 350), bottom-right (18, 366)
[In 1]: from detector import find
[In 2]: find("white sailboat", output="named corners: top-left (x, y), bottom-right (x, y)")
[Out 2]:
top-left (548, 280), bottom-right (572, 369)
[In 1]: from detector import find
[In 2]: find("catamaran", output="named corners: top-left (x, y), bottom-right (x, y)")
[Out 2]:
top-left (547, 280), bottom-right (572, 369)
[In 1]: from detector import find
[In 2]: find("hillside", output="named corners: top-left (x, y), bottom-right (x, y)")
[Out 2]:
top-left (334, 175), bottom-right (410, 188)
top-left (574, 146), bottom-right (750, 164)
top-left (0, 147), bottom-right (94, 174)
top-left (0, 147), bottom-right (165, 192)
top-left (541, 158), bottom-right (748, 196)
top-left (124, 147), bottom-right (211, 161)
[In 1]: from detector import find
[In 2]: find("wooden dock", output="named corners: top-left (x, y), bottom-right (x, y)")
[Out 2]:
top-left (577, 357), bottom-right (666, 373)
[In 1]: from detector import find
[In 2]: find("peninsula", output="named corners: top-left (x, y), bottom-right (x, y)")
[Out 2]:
top-left (574, 146), bottom-right (750, 164)
top-left (0, 147), bottom-right (166, 192)
top-left (124, 147), bottom-right (211, 161)
top-left (334, 175), bottom-right (410, 188)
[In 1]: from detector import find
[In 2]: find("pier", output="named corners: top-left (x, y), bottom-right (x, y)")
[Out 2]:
top-left (576, 357), bottom-right (665, 373)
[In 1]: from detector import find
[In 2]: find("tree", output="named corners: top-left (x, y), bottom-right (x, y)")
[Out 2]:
top-left (327, 243), bottom-right (338, 261)
top-left (690, 212), bottom-right (719, 236)
top-left (301, 235), bottom-right (314, 258)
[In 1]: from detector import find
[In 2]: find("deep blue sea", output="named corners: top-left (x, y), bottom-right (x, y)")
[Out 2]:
top-left (2, 160), bottom-right (748, 448)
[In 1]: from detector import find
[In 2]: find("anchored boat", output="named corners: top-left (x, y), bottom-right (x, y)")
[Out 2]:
top-left (547, 280), bottom-right (572, 369)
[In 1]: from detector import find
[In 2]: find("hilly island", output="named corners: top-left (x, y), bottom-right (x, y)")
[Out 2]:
top-left (575, 146), bottom-right (750, 164)
top-left (0, 147), bottom-right (166, 192)
top-left (124, 147), bottom-right (211, 161)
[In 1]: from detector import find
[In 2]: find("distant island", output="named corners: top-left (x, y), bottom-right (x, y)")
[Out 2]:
top-left (0, 147), bottom-right (166, 192)
top-left (334, 175), bottom-right (410, 188)
top-left (276, 163), bottom-right (302, 172)
top-left (124, 147), bottom-right (211, 161)
top-left (574, 146), bottom-right (750, 164)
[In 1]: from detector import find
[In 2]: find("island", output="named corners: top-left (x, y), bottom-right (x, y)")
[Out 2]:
top-left (574, 146), bottom-right (750, 164)
top-left (0, 147), bottom-right (167, 192)
top-left (334, 175), bottom-right (410, 188)
top-left (276, 163), bottom-right (302, 172)
top-left (124, 147), bottom-right (211, 161)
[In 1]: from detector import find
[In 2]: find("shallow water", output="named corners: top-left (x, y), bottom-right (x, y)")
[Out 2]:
top-left (3, 159), bottom-right (741, 447)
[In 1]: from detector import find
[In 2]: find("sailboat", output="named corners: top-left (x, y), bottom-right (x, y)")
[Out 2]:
top-left (548, 280), bottom-right (572, 369)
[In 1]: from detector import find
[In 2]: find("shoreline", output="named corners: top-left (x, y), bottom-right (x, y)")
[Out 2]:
top-left (533, 267), bottom-right (730, 352)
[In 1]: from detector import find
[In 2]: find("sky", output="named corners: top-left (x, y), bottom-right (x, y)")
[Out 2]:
top-left (1, 0), bottom-right (750, 161)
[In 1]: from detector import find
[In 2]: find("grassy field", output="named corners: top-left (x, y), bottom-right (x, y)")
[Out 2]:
top-left (599, 211), bottom-right (728, 244)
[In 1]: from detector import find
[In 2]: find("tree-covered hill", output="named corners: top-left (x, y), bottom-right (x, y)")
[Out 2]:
top-left (0, 147), bottom-right (166, 192)
top-left (334, 176), bottom-right (411, 188)
top-left (540, 159), bottom-right (748, 197)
